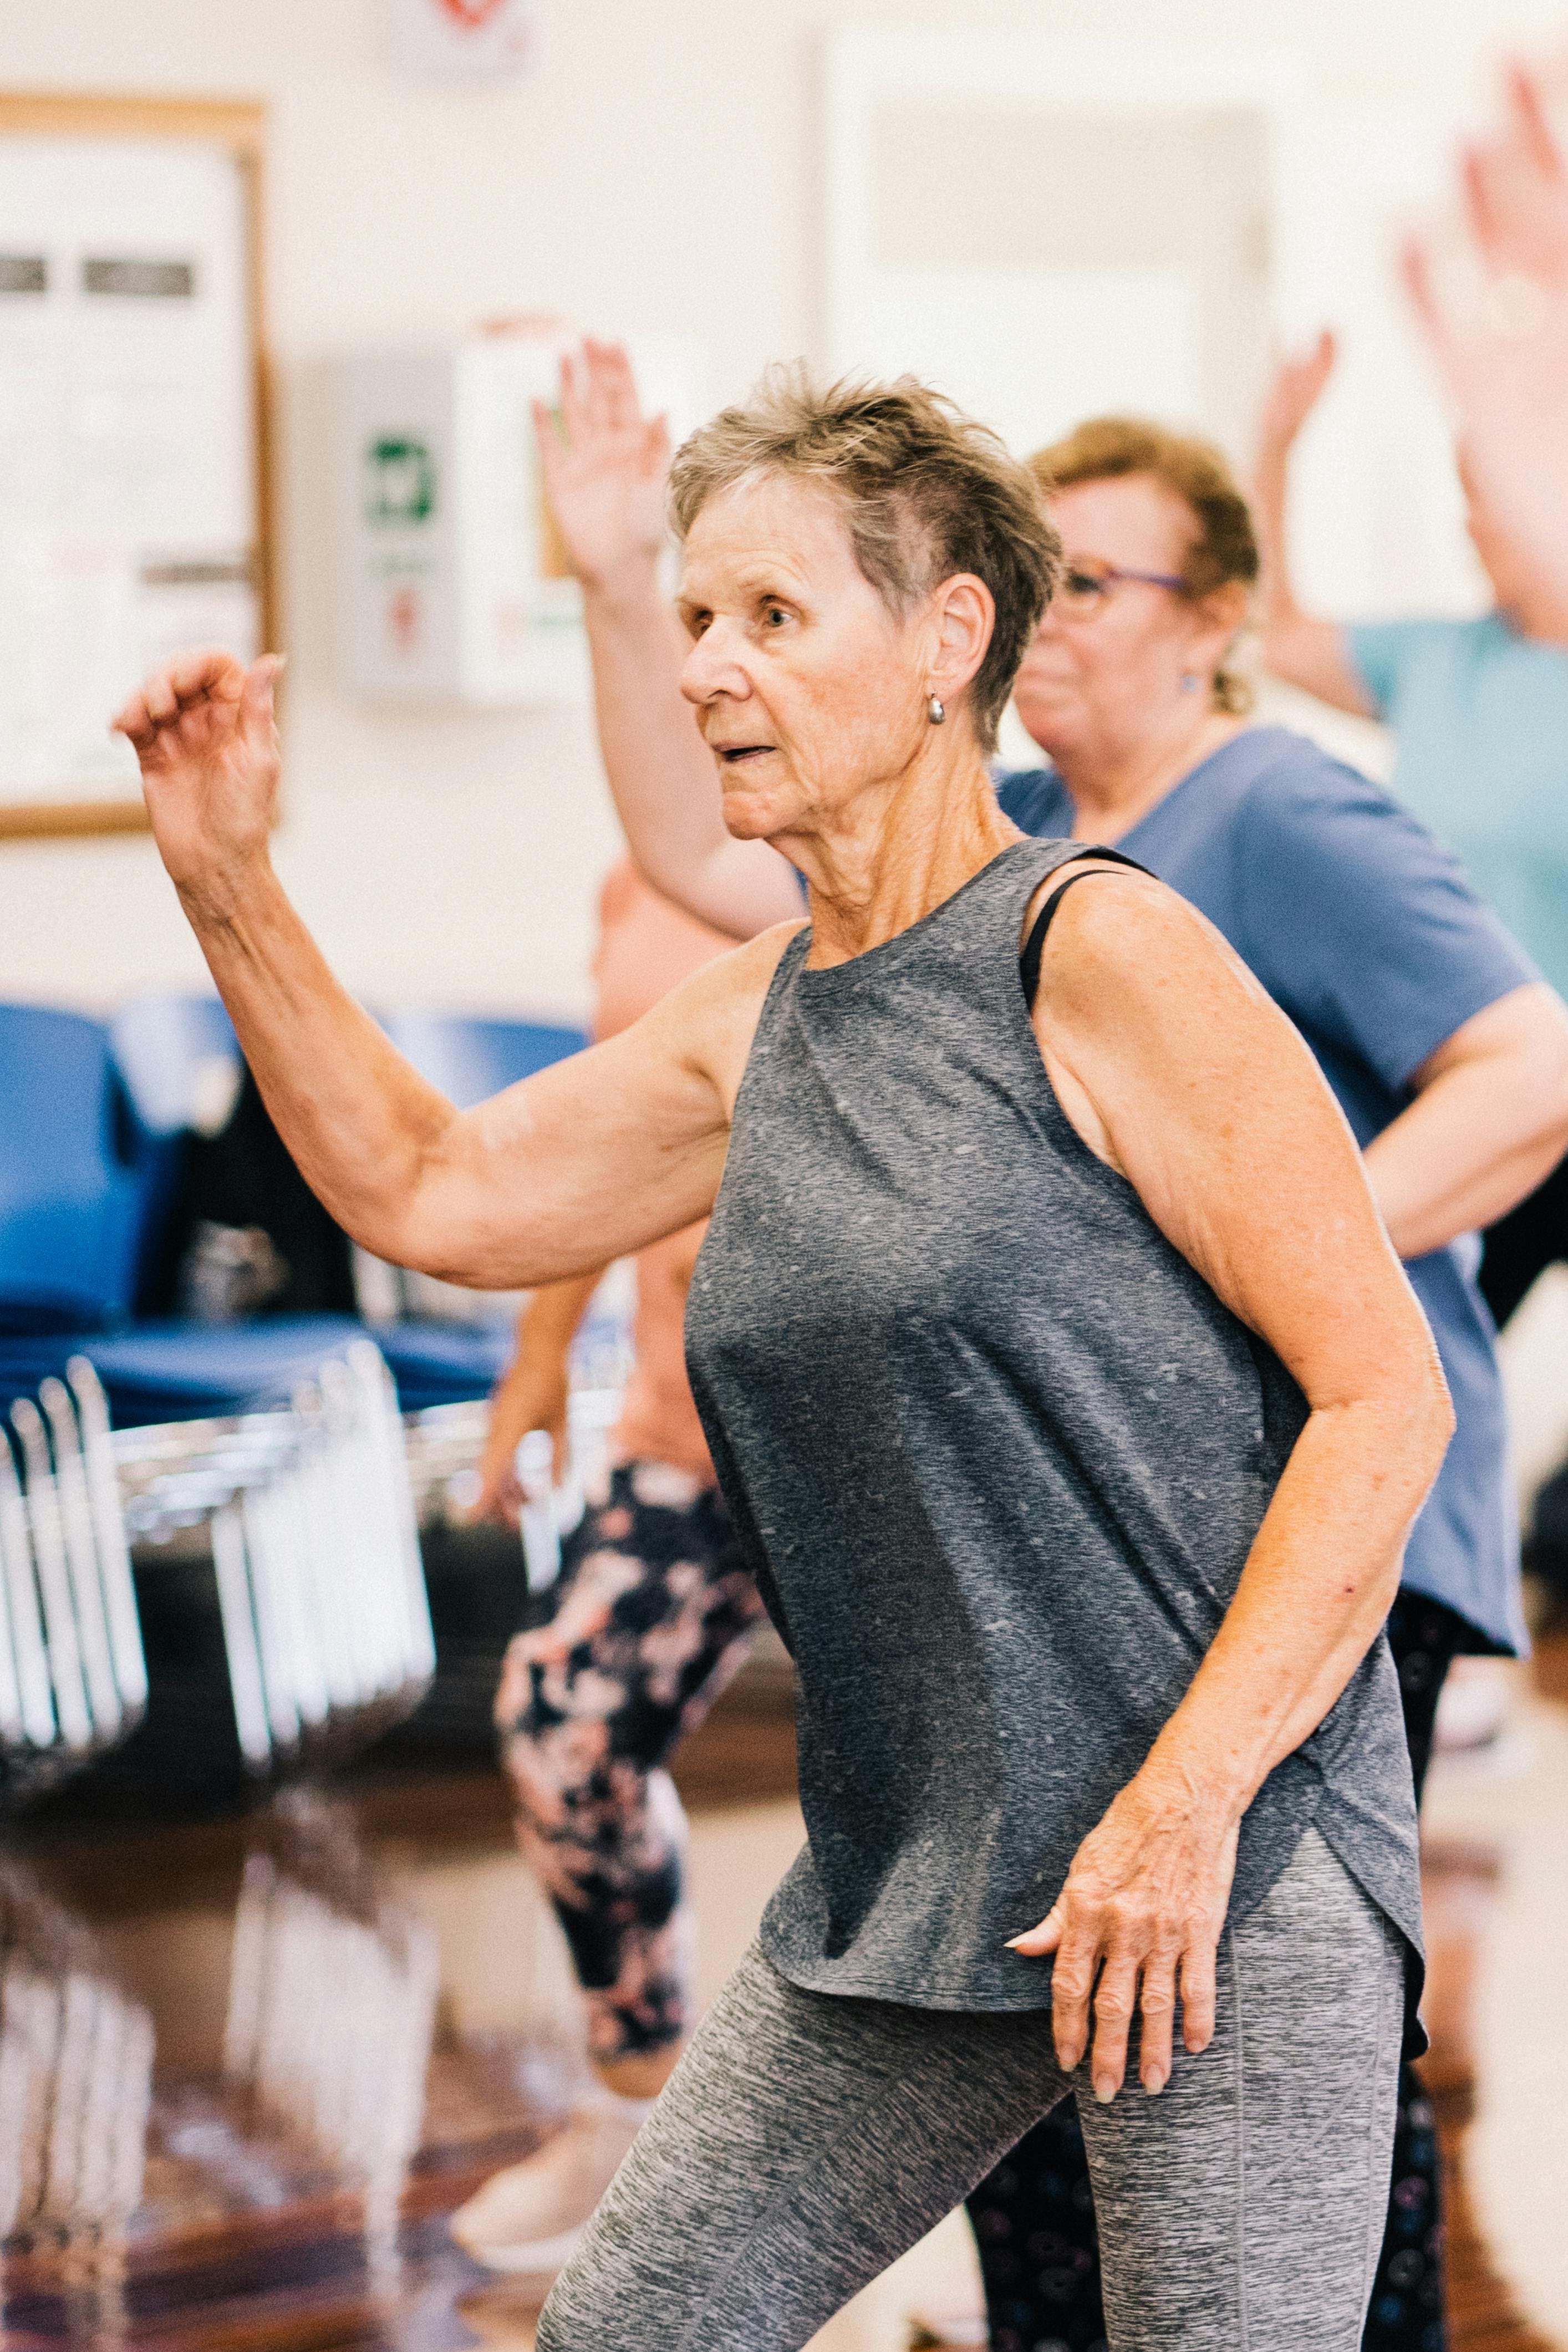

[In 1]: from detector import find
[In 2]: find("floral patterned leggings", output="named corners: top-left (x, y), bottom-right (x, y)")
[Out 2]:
top-left (497, 1462), bottom-right (766, 2060)
top-left (500, 1473), bottom-right (1463, 2352)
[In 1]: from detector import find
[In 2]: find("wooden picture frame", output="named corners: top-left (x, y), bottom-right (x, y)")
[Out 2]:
top-left (0, 92), bottom-right (271, 841)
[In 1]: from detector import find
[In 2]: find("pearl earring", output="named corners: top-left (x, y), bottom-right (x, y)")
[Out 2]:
top-left (928, 694), bottom-right (945, 725)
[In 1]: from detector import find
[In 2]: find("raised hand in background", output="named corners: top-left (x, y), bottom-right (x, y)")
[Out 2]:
top-left (1404, 60), bottom-right (1568, 643)
top-left (531, 337), bottom-right (801, 938)
top-left (1255, 327), bottom-right (1338, 478)
top-left (532, 338), bottom-right (671, 594)
top-left (1250, 329), bottom-right (1376, 715)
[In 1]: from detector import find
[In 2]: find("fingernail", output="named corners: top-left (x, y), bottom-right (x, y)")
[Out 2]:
top-left (1143, 2070), bottom-right (1166, 2097)
top-left (1094, 2078), bottom-right (1116, 2105)
top-left (1004, 1936), bottom-right (1026, 1949)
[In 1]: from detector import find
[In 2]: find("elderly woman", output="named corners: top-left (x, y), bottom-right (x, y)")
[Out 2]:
top-left (118, 374), bottom-right (1449, 2352)
top-left (556, 351), bottom-right (1568, 2352)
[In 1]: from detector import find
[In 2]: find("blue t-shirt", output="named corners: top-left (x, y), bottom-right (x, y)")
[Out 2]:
top-left (1349, 613), bottom-right (1568, 1001)
top-left (999, 725), bottom-right (1535, 1653)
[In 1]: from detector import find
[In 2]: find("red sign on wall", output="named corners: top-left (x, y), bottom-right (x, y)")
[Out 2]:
top-left (387, 0), bottom-right (540, 82)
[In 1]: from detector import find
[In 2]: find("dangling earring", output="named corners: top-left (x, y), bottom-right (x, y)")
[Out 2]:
top-left (928, 693), bottom-right (945, 725)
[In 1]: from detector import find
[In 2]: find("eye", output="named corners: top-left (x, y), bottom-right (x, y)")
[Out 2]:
top-left (1063, 569), bottom-right (1106, 599)
top-left (763, 603), bottom-right (790, 628)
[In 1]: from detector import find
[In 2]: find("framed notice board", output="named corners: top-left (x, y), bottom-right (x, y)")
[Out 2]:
top-left (0, 93), bottom-right (271, 839)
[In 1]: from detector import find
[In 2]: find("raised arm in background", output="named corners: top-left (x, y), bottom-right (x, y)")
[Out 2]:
top-left (1404, 59), bottom-right (1568, 645)
top-left (1251, 330), bottom-right (1378, 716)
top-left (533, 340), bottom-right (800, 940)
top-left (111, 651), bottom-right (783, 1288)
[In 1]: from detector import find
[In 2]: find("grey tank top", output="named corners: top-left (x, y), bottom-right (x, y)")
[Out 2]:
top-left (685, 839), bottom-right (1422, 2012)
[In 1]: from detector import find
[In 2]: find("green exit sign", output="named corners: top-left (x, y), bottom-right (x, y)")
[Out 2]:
top-left (364, 436), bottom-right (437, 527)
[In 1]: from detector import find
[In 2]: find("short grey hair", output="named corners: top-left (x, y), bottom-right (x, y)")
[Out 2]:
top-left (668, 366), bottom-right (1061, 754)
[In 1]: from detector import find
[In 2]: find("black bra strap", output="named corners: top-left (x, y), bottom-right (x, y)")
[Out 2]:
top-left (1019, 848), bottom-right (1146, 1011)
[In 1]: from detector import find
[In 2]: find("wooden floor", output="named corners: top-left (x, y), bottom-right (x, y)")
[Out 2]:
top-left (0, 1664), bottom-right (1561, 2351)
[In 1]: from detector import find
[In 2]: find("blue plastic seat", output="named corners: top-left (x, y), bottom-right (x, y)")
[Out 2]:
top-left (373, 1013), bottom-right (589, 1399)
top-left (374, 1318), bottom-right (516, 1412)
top-left (40, 1000), bottom-right (588, 1426)
top-left (0, 1006), bottom-right (147, 1334)
top-left (380, 1011), bottom-right (589, 1109)
top-left (109, 991), bottom-right (238, 1139)
top-left (0, 1318), bottom-right (369, 1427)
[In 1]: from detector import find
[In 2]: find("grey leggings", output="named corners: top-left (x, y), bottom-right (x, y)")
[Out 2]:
top-left (537, 1827), bottom-right (1404, 2352)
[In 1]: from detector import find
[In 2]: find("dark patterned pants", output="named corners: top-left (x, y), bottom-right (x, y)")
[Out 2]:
top-left (497, 1462), bottom-right (765, 2061)
top-left (965, 1592), bottom-right (1470, 2352)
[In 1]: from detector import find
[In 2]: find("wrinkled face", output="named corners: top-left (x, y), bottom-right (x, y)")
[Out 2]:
top-left (1011, 473), bottom-right (1210, 762)
top-left (676, 473), bottom-right (933, 843)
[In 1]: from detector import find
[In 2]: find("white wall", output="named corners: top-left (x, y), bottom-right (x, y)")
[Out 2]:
top-left (1, 0), bottom-right (1563, 1015)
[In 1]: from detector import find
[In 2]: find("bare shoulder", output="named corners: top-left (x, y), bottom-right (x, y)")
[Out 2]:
top-left (1030, 862), bottom-right (1276, 1042)
top-left (636, 918), bottom-right (808, 1112)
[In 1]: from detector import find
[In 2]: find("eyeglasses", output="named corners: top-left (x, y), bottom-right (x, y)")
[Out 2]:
top-left (1053, 559), bottom-right (1189, 624)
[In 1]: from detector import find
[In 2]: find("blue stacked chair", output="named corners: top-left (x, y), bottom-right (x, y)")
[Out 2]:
top-left (374, 1011), bottom-right (589, 1408)
top-left (0, 997), bottom-right (358, 1426)
top-left (0, 1006), bottom-right (146, 1337)
top-left (379, 1009), bottom-right (589, 1107)
top-left (0, 997), bottom-right (590, 1428)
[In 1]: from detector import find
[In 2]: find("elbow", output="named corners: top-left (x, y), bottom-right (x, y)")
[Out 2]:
top-left (1541, 1039), bottom-right (1568, 1160)
top-left (1360, 1331), bottom-right (1454, 1496)
top-left (1515, 990), bottom-right (1568, 1159)
top-left (1404, 1346), bottom-right (1456, 1486)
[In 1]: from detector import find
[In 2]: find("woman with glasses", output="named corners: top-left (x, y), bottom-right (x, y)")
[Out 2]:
top-left (532, 352), bottom-right (1568, 2352)
top-left (979, 412), bottom-right (1568, 2352)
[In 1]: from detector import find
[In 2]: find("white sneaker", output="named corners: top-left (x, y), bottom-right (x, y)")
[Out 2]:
top-left (450, 2098), bottom-right (654, 2274)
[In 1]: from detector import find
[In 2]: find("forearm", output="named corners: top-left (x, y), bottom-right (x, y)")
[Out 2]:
top-left (583, 568), bottom-right (802, 938)
top-left (497, 1269), bottom-right (604, 1406)
top-left (1140, 1388), bottom-right (1447, 1819)
top-left (1254, 456), bottom-right (1374, 715)
top-left (584, 562), bottom-right (721, 882)
top-left (182, 863), bottom-right (459, 1264)
top-left (1363, 1086), bottom-right (1568, 1270)
top-left (1363, 1011), bottom-right (1568, 1270)
top-left (487, 1269), bottom-right (604, 1443)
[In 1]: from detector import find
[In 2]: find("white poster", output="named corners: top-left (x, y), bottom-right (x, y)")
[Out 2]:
top-left (0, 135), bottom-right (258, 805)
top-left (386, 0), bottom-right (541, 84)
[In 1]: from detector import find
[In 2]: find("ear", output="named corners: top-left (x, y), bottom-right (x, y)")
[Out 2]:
top-left (926, 573), bottom-right (996, 704)
top-left (1186, 578), bottom-right (1251, 668)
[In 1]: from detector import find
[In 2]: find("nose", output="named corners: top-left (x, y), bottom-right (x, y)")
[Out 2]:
top-left (679, 617), bottom-right (754, 709)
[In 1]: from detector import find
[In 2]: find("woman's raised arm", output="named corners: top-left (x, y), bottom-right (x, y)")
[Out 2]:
top-left (115, 651), bottom-right (775, 1287)
top-left (1010, 869), bottom-right (1453, 2101)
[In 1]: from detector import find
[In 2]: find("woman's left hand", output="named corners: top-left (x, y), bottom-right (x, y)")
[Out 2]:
top-left (1007, 1768), bottom-right (1240, 2102)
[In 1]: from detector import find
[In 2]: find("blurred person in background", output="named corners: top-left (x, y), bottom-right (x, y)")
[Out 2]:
top-left (1401, 57), bottom-right (1568, 1629)
top-left (448, 857), bottom-right (766, 2274)
top-left (534, 344), bottom-right (1568, 2352)
top-left (1404, 60), bottom-right (1568, 640)
top-left (1254, 299), bottom-right (1568, 1340)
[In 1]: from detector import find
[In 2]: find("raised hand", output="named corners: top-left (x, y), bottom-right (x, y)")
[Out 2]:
top-left (1403, 60), bottom-right (1568, 640)
top-left (1460, 60), bottom-right (1568, 287)
top-left (532, 337), bottom-right (672, 594)
top-left (113, 650), bottom-right (284, 923)
top-left (1255, 329), bottom-right (1337, 471)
